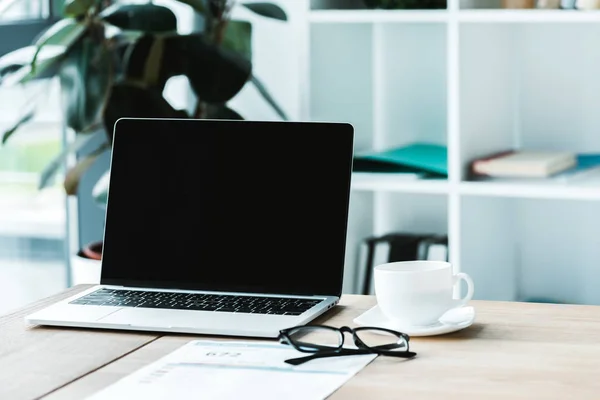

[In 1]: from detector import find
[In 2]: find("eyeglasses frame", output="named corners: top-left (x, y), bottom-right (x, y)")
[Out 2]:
top-left (278, 324), bottom-right (417, 366)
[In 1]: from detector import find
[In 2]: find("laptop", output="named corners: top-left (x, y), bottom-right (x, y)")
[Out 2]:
top-left (26, 118), bottom-right (355, 338)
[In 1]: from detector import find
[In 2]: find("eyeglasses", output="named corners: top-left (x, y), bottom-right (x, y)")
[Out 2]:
top-left (278, 325), bottom-right (417, 366)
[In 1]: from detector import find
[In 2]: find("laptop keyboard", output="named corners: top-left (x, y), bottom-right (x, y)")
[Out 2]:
top-left (70, 289), bottom-right (323, 316)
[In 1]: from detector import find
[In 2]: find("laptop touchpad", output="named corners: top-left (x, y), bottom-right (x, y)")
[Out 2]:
top-left (97, 308), bottom-right (170, 326)
top-left (97, 308), bottom-right (280, 331)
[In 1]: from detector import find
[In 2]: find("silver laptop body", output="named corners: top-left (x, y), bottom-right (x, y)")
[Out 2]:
top-left (26, 118), bottom-right (354, 338)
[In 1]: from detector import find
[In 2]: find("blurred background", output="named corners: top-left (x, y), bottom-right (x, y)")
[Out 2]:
top-left (2, 0), bottom-right (600, 315)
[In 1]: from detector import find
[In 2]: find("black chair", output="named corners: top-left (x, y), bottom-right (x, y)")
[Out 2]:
top-left (359, 233), bottom-right (449, 295)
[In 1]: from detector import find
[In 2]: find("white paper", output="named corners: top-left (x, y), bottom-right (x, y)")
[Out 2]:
top-left (87, 340), bottom-right (377, 400)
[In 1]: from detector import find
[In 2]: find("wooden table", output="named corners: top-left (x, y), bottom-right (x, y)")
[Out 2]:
top-left (3, 285), bottom-right (600, 400)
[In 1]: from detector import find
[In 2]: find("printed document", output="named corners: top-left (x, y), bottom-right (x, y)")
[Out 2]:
top-left (87, 339), bottom-right (377, 400)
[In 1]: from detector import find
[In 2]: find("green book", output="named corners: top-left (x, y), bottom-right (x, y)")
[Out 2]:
top-left (353, 142), bottom-right (448, 177)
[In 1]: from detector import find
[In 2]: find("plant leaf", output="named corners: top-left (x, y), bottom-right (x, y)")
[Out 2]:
top-left (250, 74), bottom-right (288, 120)
top-left (142, 36), bottom-right (165, 86)
top-left (63, 141), bottom-right (110, 195)
top-left (123, 35), bottom-right (167, 88)
top-left (103, 22), bottom-right (145, 43)
top-left (1, 18), bottom-right (87, 86)
top-left (38, 131), bottom-right (100, 190)
top-left (222, 20), bottom-right (252, 61)
top-left (241, 2), bottom-right (287, 21)
top-left (172, 0), bottom-right (207, 15)
top-left (102, 82), bottom-right (188, 139)
top-left (0, 45), bottom-right (64, 86)
top-left (1, 104), bottom-right (35, 145)
top-left (63, 0), bottom-right (95, 17)
top-left (31, 18), bottom-right (87, 74)
top-left (99, 3), bottom-right (178, 33)
top-left (59, 37), bottom-right (112, 133)
top-left (92, 169), bottom-right (110, 207)
top-left (206, 104), bottom-right (243, 120)
top-left (164, 33), bottom-right (251, 103)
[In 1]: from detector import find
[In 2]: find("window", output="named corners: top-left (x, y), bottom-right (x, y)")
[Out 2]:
top-left (0, 0), bottom-right (66, 314)
top-left (0, 0), bottom-right (48, 21)
top-left (0, 0), bottom-right (196, 314)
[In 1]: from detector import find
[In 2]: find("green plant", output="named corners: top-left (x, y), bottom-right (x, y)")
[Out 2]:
top-left (0, 0), bottom-right (288, 205)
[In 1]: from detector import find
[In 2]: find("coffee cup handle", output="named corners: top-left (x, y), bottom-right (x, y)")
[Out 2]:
top-left (453, 272), bottom-right (474, 308)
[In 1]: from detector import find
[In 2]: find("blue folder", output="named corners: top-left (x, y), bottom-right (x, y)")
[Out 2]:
top-left (353, 142), bottom-right (448, 177)
top-left (575, 154), bottom-right (600, 170)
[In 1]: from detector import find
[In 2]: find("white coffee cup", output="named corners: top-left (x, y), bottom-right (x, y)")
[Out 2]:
top-left (374, 260), bottom-right (474, 327)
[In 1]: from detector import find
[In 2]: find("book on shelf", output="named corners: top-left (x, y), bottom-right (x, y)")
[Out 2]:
top-left (469, 149), bottom-right (577, 179)
top-left (469, 151), bottom-right (600, 184)
top-left (352, 142), bottom-right (447, 179)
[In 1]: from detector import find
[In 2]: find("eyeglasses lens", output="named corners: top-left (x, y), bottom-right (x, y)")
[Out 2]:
top-left (354, 329), bottom-right (408, 352)
top-left (287, 326), bottom-right (343, 352)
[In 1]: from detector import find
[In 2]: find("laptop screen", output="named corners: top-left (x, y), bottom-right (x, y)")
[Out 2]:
top-left (100, 118), bottom-right (354, 297)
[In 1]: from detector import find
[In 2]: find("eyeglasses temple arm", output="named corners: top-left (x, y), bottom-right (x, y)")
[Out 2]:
top-left (285, 347), bottom-right (418, 366)
top-left (371, 342), bottom-right (408, 351)
top-left (284, 348), bottom-right (373, 366)
top-left (294, 342), bottom-right (342, 352)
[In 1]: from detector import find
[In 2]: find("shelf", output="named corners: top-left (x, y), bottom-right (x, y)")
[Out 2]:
top-left (458, 9), bottom-right (600, 23)
top-left (350, 176), bottom-right (600, 200)
top-left (309, 9), bottom-right (600, 24)
top-left (350, 173), bottom-right (449, 193)
top-left (309, 9), bottom-right (449, 23)
top-left (306, 1), bottom-right (600, 303)
top-left (459, 181), bottom-right (600, 200)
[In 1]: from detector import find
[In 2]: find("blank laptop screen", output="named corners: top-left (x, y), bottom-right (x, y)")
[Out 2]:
top-left (100, 118), bottom-right (354, 297)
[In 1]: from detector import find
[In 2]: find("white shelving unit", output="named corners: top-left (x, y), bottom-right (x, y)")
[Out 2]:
top-left (458, 9), bottom-right (600, 22)
top-left (293, 0), bottom-right (600, 304)
top-left (310, 9), bottom-right (449, 22)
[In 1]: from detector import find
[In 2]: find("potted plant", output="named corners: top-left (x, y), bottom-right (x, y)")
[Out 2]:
top-left (0, 0), bottom-right (288, 284)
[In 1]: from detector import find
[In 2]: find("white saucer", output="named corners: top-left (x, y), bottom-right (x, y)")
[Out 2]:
top-left (353, 305), bottom-right (475, 337)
